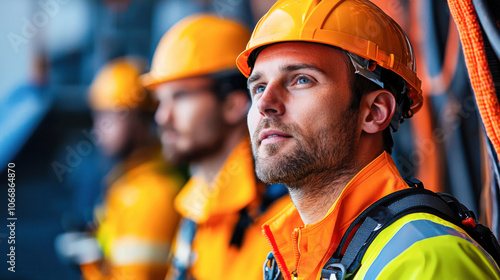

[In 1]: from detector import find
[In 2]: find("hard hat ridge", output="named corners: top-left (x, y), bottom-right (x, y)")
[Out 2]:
top-left (142, 14), bottom-right (251, 89)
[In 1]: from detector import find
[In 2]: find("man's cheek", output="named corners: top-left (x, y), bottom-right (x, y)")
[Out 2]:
top-left (247, 109), bottom-right (259, 137)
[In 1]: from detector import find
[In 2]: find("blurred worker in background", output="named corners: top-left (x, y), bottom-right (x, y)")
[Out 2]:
top-left (236, 0), bottom-right (500, 279)
top-left (142, 14), bottom-right (290, 280)
top-left (56, 57), bottom-right (185, 280)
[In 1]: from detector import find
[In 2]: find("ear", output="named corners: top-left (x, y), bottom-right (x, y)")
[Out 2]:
top-left (360, 89), bottom-right (396, 134)
top-left (222, 90), bottom-right (251, 125)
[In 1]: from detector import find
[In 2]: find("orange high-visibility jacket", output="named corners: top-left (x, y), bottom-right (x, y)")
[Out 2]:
top-left (81, 146), bottom-right (185, 280)
top-left (168, 138), bottom-right (291, 280)
top-left (262, 152), bottom-right (500, 280)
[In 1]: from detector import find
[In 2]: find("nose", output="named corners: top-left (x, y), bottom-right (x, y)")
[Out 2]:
top-left (256, 83), bottom-right (285, 117)
top-left (155, 101), bottom-right (173, 126)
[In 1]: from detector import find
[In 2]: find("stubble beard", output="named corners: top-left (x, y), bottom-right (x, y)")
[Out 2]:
top-left (159, 116), bottom-right (227, 165)
top-left (252, 111), bottom-right (359, 191)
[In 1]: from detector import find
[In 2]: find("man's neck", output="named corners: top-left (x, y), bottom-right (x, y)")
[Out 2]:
top-left (289, 170), bottom-right (357, 225)
top-left (289, 148), bottom-right (388, 225)
top-left (121, 136), bottom-right (159, 164)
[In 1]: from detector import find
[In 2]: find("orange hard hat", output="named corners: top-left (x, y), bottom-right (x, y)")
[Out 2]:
top-left (236, 0), bottom-right (423, 114)
top-left (141, 14), bottom-right (251, 89)
top-left (89, 57), bottom-right (157, 111)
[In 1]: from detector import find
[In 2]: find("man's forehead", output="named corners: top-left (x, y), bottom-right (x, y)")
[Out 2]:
top-left (250, 42), bottom-right (348, 77)
top-left (155, 76), bottom-right (214, 93)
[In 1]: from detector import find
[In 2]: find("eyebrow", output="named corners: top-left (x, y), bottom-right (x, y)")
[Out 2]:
top-left (247, 63), bottom-right (326, 88)
top-left (247, 73), bottom-right (261, 88)
top-left (280, 63), bottom-right (326, 75)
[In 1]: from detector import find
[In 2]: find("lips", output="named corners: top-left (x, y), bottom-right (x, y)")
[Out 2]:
top-left (258, 129), bottom-right (292, 144)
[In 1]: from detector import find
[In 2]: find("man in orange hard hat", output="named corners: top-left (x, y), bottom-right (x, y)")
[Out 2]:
top-left (142, 14), bottom-right (290, 280)
top-left (57, 57), bottom-right (185, 280)
top-left (236, 0), bottom-right (500, 279)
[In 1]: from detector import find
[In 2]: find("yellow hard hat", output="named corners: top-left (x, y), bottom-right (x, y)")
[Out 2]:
top-left (236, 0), bottom-right (423, 114)
top-left (141, 14), bottom-right (251, 89)
top-left (89, 57), bottom-right (157, 111)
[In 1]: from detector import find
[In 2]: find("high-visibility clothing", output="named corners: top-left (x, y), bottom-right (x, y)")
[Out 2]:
top-left (262, 152), bottom-right (500, 280)
top-left (81, 146), bottom-right (185, 280)
top-left (167, 138), bottom-right (291, 280)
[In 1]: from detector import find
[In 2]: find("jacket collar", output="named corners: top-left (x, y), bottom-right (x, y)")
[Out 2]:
top-left (262, 152), bottom-right (409, 280)
top-left (175, 138), bottom-right (258, 223)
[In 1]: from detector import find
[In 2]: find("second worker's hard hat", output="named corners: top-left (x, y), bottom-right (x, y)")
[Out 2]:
top-left (89, 57), bottom-right (157, 111)
top-left (142, 14), bottom-right (251, 89)
top-left (236, 0), bottom-right (423, 115)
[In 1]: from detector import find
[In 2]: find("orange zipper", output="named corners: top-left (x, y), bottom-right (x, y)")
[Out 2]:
top-left (292, 227), bottom-right (301, 279)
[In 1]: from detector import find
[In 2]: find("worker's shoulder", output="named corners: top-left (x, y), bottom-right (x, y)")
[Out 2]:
top-left (355, 212), bottom-right (500, 279)
top-left (125, 159), bottom-right (185, 189)
top-left (108, 164), bottom-right (183, 208)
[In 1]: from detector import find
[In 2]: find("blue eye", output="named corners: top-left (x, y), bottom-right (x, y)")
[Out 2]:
top-left (256, 86), bottom-right (265, 93)
top-left (298, 77), bottom-right (311, 84)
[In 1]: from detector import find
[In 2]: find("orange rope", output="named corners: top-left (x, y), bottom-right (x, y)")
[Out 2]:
top-left (448, 0), bottom-right (500, 159)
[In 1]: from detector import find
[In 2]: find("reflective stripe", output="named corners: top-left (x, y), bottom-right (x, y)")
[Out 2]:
top-left (364, 219), bottom-right (498, 278)
top-left (111, 236), bottom-right (170, 265)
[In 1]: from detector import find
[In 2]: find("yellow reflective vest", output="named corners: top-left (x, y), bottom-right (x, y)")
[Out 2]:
top-left (81, 146), bottom-right (185, 280)
top-left (262, 152), bottom-right (500, 280)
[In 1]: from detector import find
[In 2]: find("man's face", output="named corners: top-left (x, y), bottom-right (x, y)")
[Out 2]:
top-left (92, 110), bottom-right (135, 159)
top-left (154, 76), bottom-right (227, 164)
top-left (247, 43), bottom-right (360, 188)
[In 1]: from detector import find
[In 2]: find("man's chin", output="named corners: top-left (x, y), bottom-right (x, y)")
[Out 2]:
top-left (161, 146), bottom-right (184, 165)
top-left (254, 141), bottom-right (289, 158)
top-left (255, 158), bottom-right (287, 185)
top-left (162, 145), bottom-right (219, 165)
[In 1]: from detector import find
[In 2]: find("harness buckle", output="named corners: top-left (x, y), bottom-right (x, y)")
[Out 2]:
top-left (264, 252), bottom-right (282, 280)
top-left (321, 263), bottom-right (346, 280)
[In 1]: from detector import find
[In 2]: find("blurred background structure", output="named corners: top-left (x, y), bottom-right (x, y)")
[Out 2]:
top-left (0, 0), bottom-right (499, 279)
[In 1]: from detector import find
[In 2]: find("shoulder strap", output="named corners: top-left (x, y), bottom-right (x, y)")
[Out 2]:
top-left (322, 178), bottom-right (500, 280)
top-left (171, 218), bottom-right (197, 280)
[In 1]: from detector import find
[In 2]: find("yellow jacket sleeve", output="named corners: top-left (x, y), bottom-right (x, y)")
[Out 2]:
top-left (355, 213), bottom-right (500, 280)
